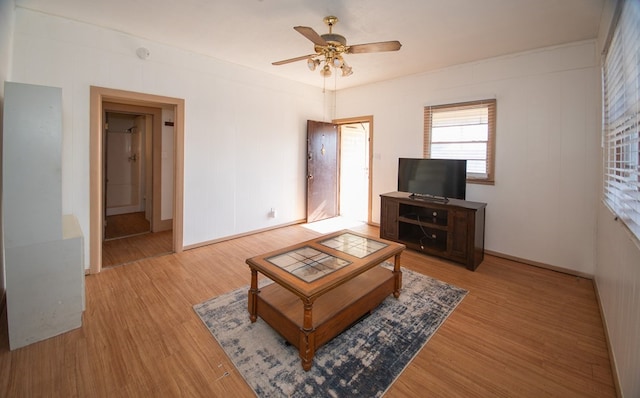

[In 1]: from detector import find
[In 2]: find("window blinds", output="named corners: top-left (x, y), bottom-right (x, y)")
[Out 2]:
top-left (602, 0), bottom-right (640, 239)
top-left (424, 99), bottom-right (496, 183)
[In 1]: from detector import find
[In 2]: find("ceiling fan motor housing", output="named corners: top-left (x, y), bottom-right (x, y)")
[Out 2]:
top-left (321, 33), bottom-right (347, 46)
top-left (315, 33), bottom-right (348, 64)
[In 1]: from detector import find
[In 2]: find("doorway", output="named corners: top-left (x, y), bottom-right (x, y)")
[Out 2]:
top-left (100, 105), bottom-right (174, 267)
top-left (336, 116), bottom-right (373, 224)
top-left (104, 111), bottom-right (150, 240)
top-left (305, 116), bottom-right (373, 228)
top-left (339, 121), bottom-right (370, 223)
top-left (90, 86), bottom-right (185, 274)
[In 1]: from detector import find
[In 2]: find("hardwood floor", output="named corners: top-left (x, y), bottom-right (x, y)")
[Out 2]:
top-left (0, 223), bottom-right (616, 397)
top-left (104, 212), bottom-right (150, 240)
top-left (102, 230), bottom-right (173, 268)
top-left (102, 210), bottom-right (173, 268)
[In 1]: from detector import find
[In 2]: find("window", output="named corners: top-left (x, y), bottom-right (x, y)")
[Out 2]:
top-left (424, 99), bottom-right (496, 184)
top-left (602, 0), bottom-right (640, 239)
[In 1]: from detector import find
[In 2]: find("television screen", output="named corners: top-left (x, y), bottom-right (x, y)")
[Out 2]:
top-left (397, 158), bottom-right (467, 200)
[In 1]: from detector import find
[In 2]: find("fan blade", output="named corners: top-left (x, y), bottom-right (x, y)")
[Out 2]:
top-left (294, 26), bottom-right (328, 46)
top-left (347, 40), bottom-right (402, 54)
top-left (272, 54), bottom-right (317, 66)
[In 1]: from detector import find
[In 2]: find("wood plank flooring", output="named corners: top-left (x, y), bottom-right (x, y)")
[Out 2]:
top-left (104, 212), bottom-right (150, 240)
top-left (102, 230), bottom-right (173, 268)
top-left (0, 223), bottom-right (616, 397)
top-left (102, 211), bottom-right (173, 268)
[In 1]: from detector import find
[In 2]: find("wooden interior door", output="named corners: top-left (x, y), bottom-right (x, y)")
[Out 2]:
top-left (306, 120), bottom-right (339, 223)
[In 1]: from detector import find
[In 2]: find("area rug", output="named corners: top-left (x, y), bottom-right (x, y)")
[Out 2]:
top-left (193, 267), bottom-right (467, 397)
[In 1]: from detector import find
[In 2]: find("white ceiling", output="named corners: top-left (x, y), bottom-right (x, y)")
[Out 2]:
top-left (15, 0), bottom-right (606, 90)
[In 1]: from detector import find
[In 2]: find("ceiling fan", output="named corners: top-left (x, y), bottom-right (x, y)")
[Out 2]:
top-left (272, 16), bottom-right (402, 78)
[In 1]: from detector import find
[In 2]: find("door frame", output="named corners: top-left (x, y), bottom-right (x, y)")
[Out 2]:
top-left (89, 86), bottom-right (185, 274)
top-left (333, 115), bottom-right (374, 224)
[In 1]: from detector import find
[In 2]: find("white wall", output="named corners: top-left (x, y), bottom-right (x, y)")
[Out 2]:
top-left (594, 1), bottom-right (640, 397)
top-left (337, 41), bottom-right (601, 276)
top-left (10, 8), bottom-right (327, 262)
top-left (596, 207), bottom-right (640, 397)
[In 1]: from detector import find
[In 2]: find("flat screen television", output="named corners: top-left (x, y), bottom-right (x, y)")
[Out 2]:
top-left (397, 158), bottom-right (467, 200)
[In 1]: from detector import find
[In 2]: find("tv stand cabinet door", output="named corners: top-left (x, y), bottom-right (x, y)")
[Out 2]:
top-left (380, 197), bottom-right (399, 240)
top-left (450, 210), bottom-right (469, 261)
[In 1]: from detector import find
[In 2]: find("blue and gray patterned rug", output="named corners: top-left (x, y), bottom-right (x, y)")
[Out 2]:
top-left (194, 266), bottom-right (467, 397)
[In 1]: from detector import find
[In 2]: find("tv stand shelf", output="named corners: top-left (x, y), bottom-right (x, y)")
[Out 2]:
top-left (380, 191), bottom-right (486, 271)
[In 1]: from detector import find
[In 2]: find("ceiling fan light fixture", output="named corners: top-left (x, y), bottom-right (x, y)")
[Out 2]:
top-left (341, 64), bottom-right (353, 77)
top-left (320, 64), bottom-right (332, 78)
top-left (307, 58), bottom-right (319, 71)
top-left (332, 56), bottom-right (343, 68)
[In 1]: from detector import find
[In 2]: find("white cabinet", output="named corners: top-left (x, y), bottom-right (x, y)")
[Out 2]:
top-left (3, 82), bottom-right (84, 349)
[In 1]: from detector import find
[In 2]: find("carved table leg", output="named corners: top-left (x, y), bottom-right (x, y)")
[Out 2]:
top-left (393, 252), bottom-right (403, 298)
top-left (299, 298), bottom-right (315, 371)
top-left (248, 268), bottom-right (259, 322)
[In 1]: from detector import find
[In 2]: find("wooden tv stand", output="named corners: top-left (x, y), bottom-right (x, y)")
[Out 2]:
top-left (380, 191), bottom-right (486, 270)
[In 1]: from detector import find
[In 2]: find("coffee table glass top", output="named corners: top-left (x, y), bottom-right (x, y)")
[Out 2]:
top-left (266, 246), bottom-right (352, 283)
top-left (319, 232), bottom-right (388, 258)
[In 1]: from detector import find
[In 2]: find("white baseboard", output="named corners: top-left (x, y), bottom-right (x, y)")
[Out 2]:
top-left (484, 249), bottom-right (594, 279)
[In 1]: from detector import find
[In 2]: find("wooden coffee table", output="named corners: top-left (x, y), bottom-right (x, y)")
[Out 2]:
top-left (246, 230), bottom-right (405, 371)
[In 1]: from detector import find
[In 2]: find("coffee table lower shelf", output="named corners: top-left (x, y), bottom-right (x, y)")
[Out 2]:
top-left (253, 266), bottom-right (395, 370)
